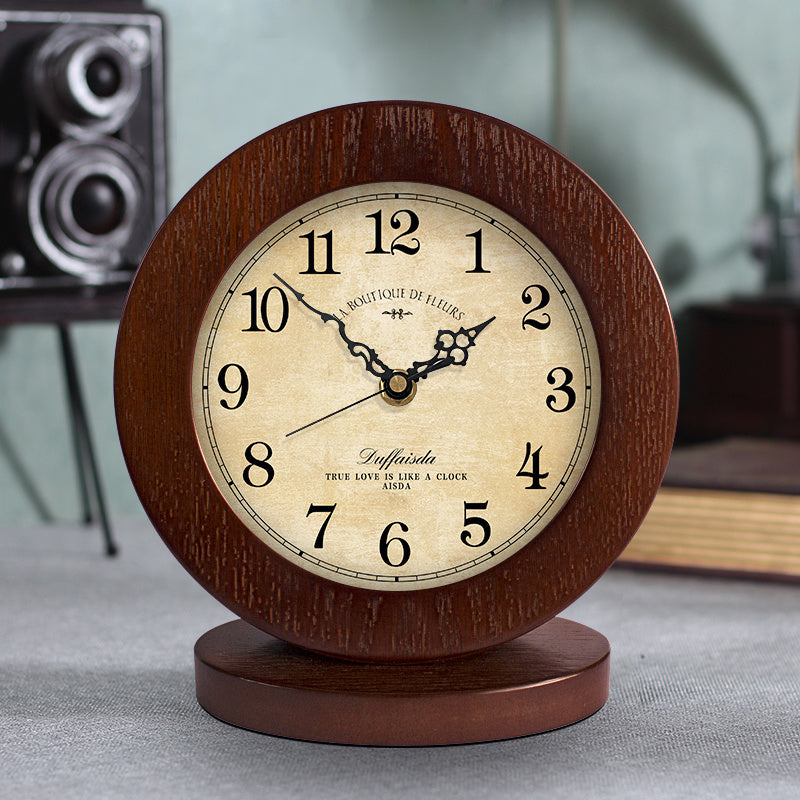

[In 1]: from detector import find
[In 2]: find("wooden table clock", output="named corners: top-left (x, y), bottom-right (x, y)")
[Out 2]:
top-left (114, 101), bottom-right (678, 745)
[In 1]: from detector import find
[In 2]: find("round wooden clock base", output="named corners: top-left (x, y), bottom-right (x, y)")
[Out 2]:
top-left (194, 617), bottom-right (610, 745)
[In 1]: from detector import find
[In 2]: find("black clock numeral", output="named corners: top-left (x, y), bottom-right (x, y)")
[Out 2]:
top-left (465, 229), bottom-right (490, 273)
top-left (365, 209), bottom-right (420, 255)
top-left (242, 442), bottom-right (275, 487)
top-left (241, 286), bottom-right (289, 332)
top-left (217, 363), bottom-right (249, 409)
top-left (460, 501), bottom-right (491, 547)
top-left (306, 503), bottom-right (336, 548)
top-left (546, 367), bottom-right (576, 412)
top-left (379, 521), bottom-right (411, 567)
top-left (299, 230), bottom-right (339, 274)
top-left (516, 443), bottom-right (548, 489)
top-left (521, 284), bottom-right (551, 331)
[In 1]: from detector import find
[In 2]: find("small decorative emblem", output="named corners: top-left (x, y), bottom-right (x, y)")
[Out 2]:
top-left (383, 308), bottom-right (413, 320)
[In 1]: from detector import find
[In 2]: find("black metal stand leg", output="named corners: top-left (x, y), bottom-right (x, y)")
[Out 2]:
top-left (57, 324), bottom-right (118, 557)
top-left (64, 368), bottom-right (94, 527)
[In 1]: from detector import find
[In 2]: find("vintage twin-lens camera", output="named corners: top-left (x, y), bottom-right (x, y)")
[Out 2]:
top-left (0, 3), bottom-right (166, 290)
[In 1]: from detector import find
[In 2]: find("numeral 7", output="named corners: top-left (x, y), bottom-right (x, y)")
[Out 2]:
top-left (307, 503), bottom-right (337, 548)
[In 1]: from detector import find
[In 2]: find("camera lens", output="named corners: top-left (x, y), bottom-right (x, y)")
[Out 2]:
top-left (85, 55), bottom-right (122, 99)
top-left (23, 138), bottom-right (148, 278)
top-left (31, 26), bottom-right (142, 134)
top-left (71, 174), bottom-right (126, 236)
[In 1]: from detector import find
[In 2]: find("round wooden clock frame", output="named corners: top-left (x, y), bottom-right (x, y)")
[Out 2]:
top-left (115, 101), bottom-right (678, 744)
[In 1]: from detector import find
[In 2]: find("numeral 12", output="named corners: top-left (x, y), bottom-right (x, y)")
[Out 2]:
top-left (365, 209), bottom-right (420, 255)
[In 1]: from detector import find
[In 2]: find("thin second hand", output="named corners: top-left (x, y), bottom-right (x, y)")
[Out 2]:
top-left (286, 388), bottom-right (384, 437)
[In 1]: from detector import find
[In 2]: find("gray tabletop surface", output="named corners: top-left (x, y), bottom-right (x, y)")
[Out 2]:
top-left (2, 519), bottom-right (798, 799)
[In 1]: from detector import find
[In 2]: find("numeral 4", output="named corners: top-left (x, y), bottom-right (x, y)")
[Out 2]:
top-left (517, 443), bottom-right (548, 489)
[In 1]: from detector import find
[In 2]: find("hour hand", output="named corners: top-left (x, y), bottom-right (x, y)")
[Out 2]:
top-left (408, 316), bottom-right (496, 382)
top-left (273, 273), bottom-right (391, 380)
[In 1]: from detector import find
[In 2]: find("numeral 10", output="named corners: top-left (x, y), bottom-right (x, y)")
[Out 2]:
top-left (241, 286), bottom-right (289, 332)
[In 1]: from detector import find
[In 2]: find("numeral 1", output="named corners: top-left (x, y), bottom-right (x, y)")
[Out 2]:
top-left (299, 230), bottom-right (338, 274)
top-left (465, 229), bottom-right (490, 273)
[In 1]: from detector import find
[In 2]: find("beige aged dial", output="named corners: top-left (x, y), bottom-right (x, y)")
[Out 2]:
top-left (191, 182), bottom-right (601, 590)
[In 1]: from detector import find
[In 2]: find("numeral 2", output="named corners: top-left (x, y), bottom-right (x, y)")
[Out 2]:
top-left (521, 284), bottom-right (551, 330)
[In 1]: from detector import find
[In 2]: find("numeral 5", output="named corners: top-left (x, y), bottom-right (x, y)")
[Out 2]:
top-left (461, 501), bottom-right (491, 547)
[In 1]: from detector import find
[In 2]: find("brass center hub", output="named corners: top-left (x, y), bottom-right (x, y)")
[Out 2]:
top-left (381, 370), bottom-right (417, 406)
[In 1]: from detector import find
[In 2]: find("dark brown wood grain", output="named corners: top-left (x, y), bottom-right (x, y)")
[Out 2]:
top-left (195, 617), bottom-right (610, 745)
top-left (114, 101), bottom-right (678, 662)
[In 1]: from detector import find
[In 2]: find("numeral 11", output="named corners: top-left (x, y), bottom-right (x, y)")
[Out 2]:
top-left (299, 230), bottom-right (339, 274)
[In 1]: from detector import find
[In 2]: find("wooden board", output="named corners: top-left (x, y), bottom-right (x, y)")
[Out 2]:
top-left (195, 617), bottom-right (610, 745)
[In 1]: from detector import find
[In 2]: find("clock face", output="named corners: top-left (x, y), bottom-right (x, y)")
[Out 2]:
top-left (191, 182), bottom-right (601, 591)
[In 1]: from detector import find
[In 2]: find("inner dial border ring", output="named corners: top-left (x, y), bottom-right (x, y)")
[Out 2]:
top-left (193, 184), bottom-right (600, 589)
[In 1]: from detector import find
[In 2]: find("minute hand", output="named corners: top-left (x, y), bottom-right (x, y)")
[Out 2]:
top-left (408, 316), bottom-right (496, 382)
top-left (273, 273), bottom-right (391, 379)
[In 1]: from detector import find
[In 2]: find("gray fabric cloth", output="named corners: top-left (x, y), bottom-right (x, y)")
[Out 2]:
top-left (2, 519), bottom-right (799, 798)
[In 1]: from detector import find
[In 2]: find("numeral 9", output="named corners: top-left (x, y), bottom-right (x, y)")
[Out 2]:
top-left (218, 363), bottom-right (249, 409)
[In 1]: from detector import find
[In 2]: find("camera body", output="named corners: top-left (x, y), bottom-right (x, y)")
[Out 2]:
top-left (0, 3), bottom-right (166, 290)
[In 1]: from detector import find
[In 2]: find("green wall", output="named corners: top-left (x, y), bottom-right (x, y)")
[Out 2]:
top-left (2, 0), bottom-right (799, 525)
